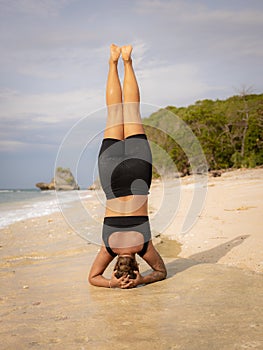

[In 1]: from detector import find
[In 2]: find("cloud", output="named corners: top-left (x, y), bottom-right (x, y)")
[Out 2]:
top-left (0, 140), bottom-right (28, 152)
top-left (134, 0), bottom-right (263, 57)
top-left (135, 0), bottom-right (263, 24)
top-left (137, 60), bottom-right (210, 106)
top-left (0, 0), bottom-right (77, 16)
top-left (0, 88), bottom-right (104, 121)
top-left (0, 87), bottom-right (105, 153)
top-left (130, 39), bottom-right (150, 66)
top-left (0, 42), bottom-right (108, 83)
top-left (0, 139), bottom-right (56, 153)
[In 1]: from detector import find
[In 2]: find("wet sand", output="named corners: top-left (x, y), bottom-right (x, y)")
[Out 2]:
top-left (0, 168), bottom-right (263, 349)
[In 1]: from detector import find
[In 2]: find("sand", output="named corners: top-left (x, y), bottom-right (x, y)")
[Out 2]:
top-left (0, 168), bottom-right (262, 349)
top-left (150, 167), bottom-right (263, 274)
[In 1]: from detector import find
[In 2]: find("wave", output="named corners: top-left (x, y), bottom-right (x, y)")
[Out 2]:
top-left (0, 201), bottom-right (60, 229)
top-left (0, 190), bottom-right (94, 229)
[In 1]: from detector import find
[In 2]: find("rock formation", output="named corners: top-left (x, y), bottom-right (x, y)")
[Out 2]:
top-left (36, 179), bottom-right (55, 191)
top-left (36, 167), bottom-right (79, 191)
top-left (88, 178), bottom-right (101, 190)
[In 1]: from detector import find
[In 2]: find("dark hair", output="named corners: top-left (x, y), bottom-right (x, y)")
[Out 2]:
top-left (114, 255), bottom-right (139, 279)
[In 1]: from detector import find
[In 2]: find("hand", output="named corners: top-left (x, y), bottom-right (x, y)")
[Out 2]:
top-left (122, 271), bottom-right (144, 289)
top-left (131, 270), bottom-right (144, 288)
top-left (110, 270), bottom-right (133, 289)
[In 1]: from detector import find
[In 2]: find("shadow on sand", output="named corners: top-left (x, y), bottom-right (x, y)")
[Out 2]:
top-left (156, 235), bottom-right (249, 279)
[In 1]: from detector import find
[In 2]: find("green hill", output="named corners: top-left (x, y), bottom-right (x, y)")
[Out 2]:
top-left (143, 93), bottom-right (263, 176)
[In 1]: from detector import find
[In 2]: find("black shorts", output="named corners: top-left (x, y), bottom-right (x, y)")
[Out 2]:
top-left (98, 134), bottom-right (152, 200)
top-left (102, 216), bottom-right (151, 257)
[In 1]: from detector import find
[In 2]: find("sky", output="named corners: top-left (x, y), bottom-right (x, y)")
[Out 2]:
top-left (0, 0), bottom-right (263, 189)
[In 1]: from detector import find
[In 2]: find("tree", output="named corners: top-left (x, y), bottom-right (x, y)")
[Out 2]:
top-left (143, 93), bottom-right (263, 173)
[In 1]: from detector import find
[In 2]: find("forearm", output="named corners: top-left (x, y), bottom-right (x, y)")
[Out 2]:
top-left (140, 269), bottom-right (167, 285)
top-left (89, 275), bottom-right (111, 288)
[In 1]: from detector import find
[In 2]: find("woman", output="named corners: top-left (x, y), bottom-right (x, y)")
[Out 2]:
top-left (88, 44), bottom-right (167, 289)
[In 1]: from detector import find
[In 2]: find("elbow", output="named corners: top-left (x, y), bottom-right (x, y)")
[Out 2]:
top-left (88, 273), bottom-right (95, 286)
top-left (160, 266), bottom-right (167, 281)
top-left (154, 268), bottom-right (167, 282)
top-left (162, 268), bottom-right (167, 280)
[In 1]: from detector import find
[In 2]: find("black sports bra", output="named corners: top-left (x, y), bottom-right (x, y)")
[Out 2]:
top-left (102, 216), bottom-right (151, 258)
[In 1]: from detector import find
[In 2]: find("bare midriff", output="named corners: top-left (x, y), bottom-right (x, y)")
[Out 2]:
top-left (105, 194), bottom-right (148, 217)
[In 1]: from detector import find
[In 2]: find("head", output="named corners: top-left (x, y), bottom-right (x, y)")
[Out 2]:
top-left (114, 255), bottom-right (139, 279)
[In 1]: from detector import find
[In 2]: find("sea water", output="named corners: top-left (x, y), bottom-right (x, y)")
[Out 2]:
top-left (0, 189), bottom-right (93, 229)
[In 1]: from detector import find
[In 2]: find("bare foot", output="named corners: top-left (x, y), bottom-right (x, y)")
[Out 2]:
top-left (110, 44), bottom-right (121, 62)
top-left (121, 45), bottom-right (133, 61)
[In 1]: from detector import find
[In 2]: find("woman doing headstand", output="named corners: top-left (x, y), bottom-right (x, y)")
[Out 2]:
top-left (88, 44), bottom-right (167, 289)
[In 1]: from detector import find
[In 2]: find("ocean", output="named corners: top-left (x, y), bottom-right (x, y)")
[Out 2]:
top-left (0, 189), bottom-right (93, 229)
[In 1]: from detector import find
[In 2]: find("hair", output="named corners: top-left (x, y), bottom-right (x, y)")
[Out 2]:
top-left (114, 255), bottom-right (139, 279)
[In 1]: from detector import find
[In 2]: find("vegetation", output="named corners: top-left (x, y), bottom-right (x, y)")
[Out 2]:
top-left (143, 93), bottom-right (263, 175)
top-left (56, 167), bottom-right (71, 174)
top-left (55, 167), bottom-right (79, 190)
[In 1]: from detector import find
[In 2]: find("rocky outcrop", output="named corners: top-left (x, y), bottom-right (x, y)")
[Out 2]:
top-left (88, 178), bottom-right (101, 191)
top-left (36, 179), bottom-right (55, 191)
top-left (55, 167), bottom-right (79, 191)
top-left (36, 167), bottom-right (79, 191)
top-left (210, 170), bottom-right (222, 177)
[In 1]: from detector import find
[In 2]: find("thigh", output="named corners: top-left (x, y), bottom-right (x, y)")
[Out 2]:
top-left (98, 139), bottom-right (124, 199)
top-left (124, 134), bottom-right (152, 163)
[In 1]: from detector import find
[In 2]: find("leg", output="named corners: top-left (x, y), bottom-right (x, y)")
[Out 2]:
top-left (104, 44), bottom-right (124, 140)
top-left (122, 45), bottom-right (145, 138)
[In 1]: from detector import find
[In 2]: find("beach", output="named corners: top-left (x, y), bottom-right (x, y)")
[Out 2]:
top-left (0, 168), bottom-right (263, 349)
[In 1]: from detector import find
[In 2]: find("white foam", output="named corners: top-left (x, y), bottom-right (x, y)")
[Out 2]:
top-left (0, 190), bottom-right (93, 228)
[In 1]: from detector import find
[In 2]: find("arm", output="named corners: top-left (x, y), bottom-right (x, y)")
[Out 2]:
top-left (132, 241), bottom-right (167, 287)
top-left (88, 245), bottom-right (114, 288)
